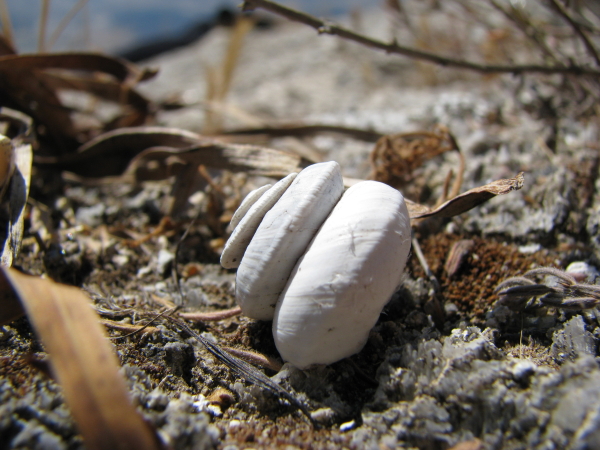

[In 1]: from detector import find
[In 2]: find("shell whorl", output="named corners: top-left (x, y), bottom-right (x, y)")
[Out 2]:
top-left (273, 180), bottom-right (411, 369)
top-left (221, 161), bottom-right (412, 368)
top-left (235, 161), bottom-right (344, 320)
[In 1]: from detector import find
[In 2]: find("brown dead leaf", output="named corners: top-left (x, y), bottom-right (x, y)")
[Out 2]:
top-left (38, 126), bottom-right (209, 178)
top-left (0, 52), bottom-right (154, 84)
top-left (0, 267), bottom-right (161, 450)
top-left (126, 142), bottom-right (302, 180)
top-left (0, 52), bottom-right (156, 151)
top-left (408, 172), bottom-right (524, 220)
top-left (41, 126), bottom-right (303, 180)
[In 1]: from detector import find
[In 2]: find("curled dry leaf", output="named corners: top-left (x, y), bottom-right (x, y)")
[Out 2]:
top-left (40, 126), bottom-right (209, 178)
top-left (40, 126), bottom-right (302, 180)
top-left (408, 172), bottom-right (525, 220)
top-left (124, 142), bottom-right (302, 181)
top-left (0, 52), bottom-right (156, 150)
top-left (0, 267), bottom-right (161, 450)
top-left (40, 124), bottom-right (522, 221)
top-left (0, 108), bottom-right (33, 267)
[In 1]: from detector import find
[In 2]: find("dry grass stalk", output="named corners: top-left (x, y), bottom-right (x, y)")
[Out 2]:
top-left (204, 17), bottom-right (254, 134)
top-left (38, 0), bottom-right (50, 53)
top-left (179, 306), bottom-right (242, 321)
top-left (101, 319), bottom-right (160, 335)
top-left (0, 0), bottom-right (15, 49)
top-left (47, 0), bottom-right (90, 51)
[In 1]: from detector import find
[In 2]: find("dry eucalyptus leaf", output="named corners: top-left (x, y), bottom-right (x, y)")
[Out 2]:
top-left (408, 172), bottom-right (525, 220)
top-left (0, 267), bottom-right (162, 450)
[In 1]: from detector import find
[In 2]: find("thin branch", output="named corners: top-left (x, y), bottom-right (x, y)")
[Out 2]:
top-left (548, 0), bottom-right (600, 67)
top-left (488, 0), bottom-right (560, 63)
top-left (241, 0), bottom-right (600, 76)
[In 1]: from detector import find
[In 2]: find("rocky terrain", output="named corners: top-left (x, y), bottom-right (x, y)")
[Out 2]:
top-left (2, 1), bottom-right (600, 449)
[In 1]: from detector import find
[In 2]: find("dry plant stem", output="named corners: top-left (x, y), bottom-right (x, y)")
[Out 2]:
top-left (125, 216), bottom-right (175, 248)
top-left (412, 236), bottom-right (440, 292)
top-left (198, 164), bottom-right (224, 195)
top-left (172, 210), bottom-right (203, 306)
top-left (163, 315), bottom-right (315, 425)
top-left (204, 17), bottom-right (253, 134)
top-left (548, 0), bottom-right (600, 67)
top-left (243, 0), bottom-right (600, 76)
top-left (178, 306), bottom-right (242, 321)
top-left (101, 319), bottom-right (159, 336)
top-left (47, 0), bottom-right (90, 51)
top-left (224, 124), bottom-right (383, 142)
top-left (151, 293), bottom-right (177, 309)
top-left (242, 0), bottom-right (600, 76)
top-left (38, 0), bottom-right (50, 53)
top-left (488, 0), bottom-right (560, 63)
top-left (222, 346), bottom-right (283, 371)
top-left (0, 0), bottom-right (15, 48)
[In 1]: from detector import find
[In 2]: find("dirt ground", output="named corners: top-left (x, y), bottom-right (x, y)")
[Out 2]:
top-left (3, 2), bottom-right (600, 449)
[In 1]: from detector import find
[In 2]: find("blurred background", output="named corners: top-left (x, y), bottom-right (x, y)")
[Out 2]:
top-left (4, 0), bottom-right (379, 55)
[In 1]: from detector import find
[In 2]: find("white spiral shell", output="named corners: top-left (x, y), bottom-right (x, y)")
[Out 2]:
top-left (221, 161), bottom-right (412, 369)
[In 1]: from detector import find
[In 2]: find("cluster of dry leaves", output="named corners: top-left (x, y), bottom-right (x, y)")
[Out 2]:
top-left (0, 13), bottom-right (528, 450)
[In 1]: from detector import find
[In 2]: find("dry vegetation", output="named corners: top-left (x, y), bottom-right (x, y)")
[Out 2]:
top-left (2, 1), bottom-right (600, 449)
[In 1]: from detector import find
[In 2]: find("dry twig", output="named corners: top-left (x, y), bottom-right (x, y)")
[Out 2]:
top-left (242, 0), bottom-right (600, 76)
top-left (548, 0), bottom-right (600, 66)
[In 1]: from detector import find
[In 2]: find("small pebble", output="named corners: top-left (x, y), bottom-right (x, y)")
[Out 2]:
top-left (157, 249), bottom-right (174, 276)
top-left (511, 360), bottom-right (536, 382)
top-left (112, 254), bottom-right (129, 267)
top-left (340, 420), bottom-right (356, 432)
top-left (228, 419), bottom-right (241, 430)
top-left (310, 407), bottom-right (335, 424)
top-left (192, 394), bottom-right (210, 413)
top-left (565, 261), bottom-right (599, 283)
top-left (518, 244), bottom-right (541, 254)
